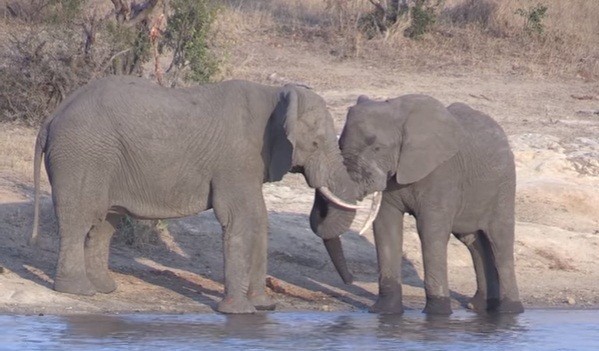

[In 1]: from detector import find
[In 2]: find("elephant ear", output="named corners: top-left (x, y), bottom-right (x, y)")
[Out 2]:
top-left (267, 86), bottom-right (298, 182)
top-left (396, 99), bottom-right (463, 184)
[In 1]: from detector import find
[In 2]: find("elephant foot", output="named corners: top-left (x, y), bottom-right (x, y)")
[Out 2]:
top-left (369, 295), bottom-right (404, 315)
top-left (249, 292), bottom-right (277, 311)
top-left (87, 271), bottom-right (117, 294)
top-left (467, 291), bottom-right (495, 312)
top-left (423, 296), bottom-right (452, 315)
top-left (493, 298), bottom-right (524, 314)
top-left (54, 276), bottom-right (96, 296)
top-left (216, 296), bottom-right (257, 314)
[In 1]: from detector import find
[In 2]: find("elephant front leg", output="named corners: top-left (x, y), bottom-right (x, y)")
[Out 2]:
top-left (370, 196), bottom-right (405, 315)
top-left (213, 183), bottom-right (268, 314)
top-left (247, 199), bottom-right (276, 311)
top-left (84, 214), bottom-right (120, 294)
top-left (417, 215), bottom-right (452, 315)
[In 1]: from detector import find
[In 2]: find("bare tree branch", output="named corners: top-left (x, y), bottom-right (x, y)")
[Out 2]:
top-left (111, 0), bottom-right (129, 24)
top-left (368, 0), bottom-right (386, 13)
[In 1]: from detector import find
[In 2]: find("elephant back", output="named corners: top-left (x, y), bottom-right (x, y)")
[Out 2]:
top-left (447, 102), bottom-right (514, 182)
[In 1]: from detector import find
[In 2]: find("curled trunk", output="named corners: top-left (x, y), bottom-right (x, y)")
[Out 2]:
top-left (310, 165), bottom-right (359, 284)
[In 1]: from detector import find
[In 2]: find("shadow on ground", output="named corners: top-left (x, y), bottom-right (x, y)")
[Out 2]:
top-left (0, 187), bottom-right (472, 312)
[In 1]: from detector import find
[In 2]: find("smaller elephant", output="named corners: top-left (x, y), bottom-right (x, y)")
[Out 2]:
top-left (310, 94), bottom-right (524, 315)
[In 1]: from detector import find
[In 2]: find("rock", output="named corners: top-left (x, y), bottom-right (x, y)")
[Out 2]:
top-left (566, 296), bottom-right (576, 305)
top-left (509, 133), bottom-right (562, 152)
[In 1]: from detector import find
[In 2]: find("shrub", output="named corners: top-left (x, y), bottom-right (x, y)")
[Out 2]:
top-left (0, 0), bottom-right (220, 126)
top-left (2, 0), bottom-right (83, 23)
top-left (0, 28), bottom-right (98, 125)
top-left (444, 0), bottom-right (498, 29)
top-left (404, 0), bottom-right (444, 39)
top-left (354, 0), bottom-right (443, 39)
top-left (162, 0), bottom-right (220, 85)
top-left (515, 3), bottom-right (548, 35)
top-left (114, 217), bottom-right (165, 250)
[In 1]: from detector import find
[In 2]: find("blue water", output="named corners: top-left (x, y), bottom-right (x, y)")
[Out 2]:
top-left (0, 310), bottom-right (597, 350)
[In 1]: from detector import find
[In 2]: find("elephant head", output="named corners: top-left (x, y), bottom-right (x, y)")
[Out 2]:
top-left (310, 94), bottom-right (463, 282)
top-left (267, 85), bottom-right (368, 284)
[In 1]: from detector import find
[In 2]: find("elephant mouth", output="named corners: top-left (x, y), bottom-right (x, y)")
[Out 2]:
top-left (289, 165), bottom-right (304, 173)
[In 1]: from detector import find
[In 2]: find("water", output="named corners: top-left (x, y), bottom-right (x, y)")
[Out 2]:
top-left (0, 310), bottom-right (597, 350)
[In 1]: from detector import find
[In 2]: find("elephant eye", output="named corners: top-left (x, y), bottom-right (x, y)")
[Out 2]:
top-left (374, 146), bottom-right (380, 152)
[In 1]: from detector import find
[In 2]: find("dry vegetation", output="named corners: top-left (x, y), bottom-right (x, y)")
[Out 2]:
top-left (216, 0), bottom-right (599, 79)
top-left (1, 0), bottom-right (597, 126)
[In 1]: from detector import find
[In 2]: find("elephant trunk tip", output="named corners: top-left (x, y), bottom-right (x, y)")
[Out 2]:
top-left (340, 271), bottom-right (354, 285)
top-left (323, 237), bottom-right (354, 285)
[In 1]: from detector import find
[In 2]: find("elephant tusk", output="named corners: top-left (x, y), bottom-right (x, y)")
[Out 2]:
top-left (358, 191), bottom-right (383, 235)
top-left (318, 186), bottom-right (366, 210)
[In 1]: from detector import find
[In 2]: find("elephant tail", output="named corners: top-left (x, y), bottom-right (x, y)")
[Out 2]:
top-left (30, 125), bottom-right (48, 246)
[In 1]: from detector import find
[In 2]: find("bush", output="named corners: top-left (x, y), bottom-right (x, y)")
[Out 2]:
top-left (444, 0), bottom-right (498, 29)
top-left (162, 0), bottom-right (220, 84)
top-left (114, 217), bottom-right (166, 250)
top-left (0, 0), bottom-right (220, 126)
top-left (354, 0), bottom-right (443, 40)
top-left (2, 0), bottom-right (84, 23)
top-left (0, 28), bottom-right (99, 125)
top-left (515, 3), bottom-right (548, 35)
top-left (405, 0), bottom-right (442, 39)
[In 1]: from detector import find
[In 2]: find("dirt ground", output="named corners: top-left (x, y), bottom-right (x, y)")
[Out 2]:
top-left (1, 23), bottom-right (598, 315)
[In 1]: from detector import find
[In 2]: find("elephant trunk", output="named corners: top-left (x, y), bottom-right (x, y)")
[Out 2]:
top-left (309, 163), bottom-right (359, 284)
top-left (309, 166), bottom-right (357, 240)
top-left (323, 237), bottom-right (353, 284)
top-left (304, 147), bottom-right (359, 284)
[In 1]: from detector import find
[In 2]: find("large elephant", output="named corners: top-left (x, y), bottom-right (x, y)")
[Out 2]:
top-left (310, 94), bottom-right (524, 315)
top-left (31, 76), bottom-right (360, 314)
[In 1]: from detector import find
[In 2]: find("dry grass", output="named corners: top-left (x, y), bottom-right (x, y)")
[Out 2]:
top-left (113, 218), bottom-right (165, 252)
top-left (216, 0), bottom-right (599, 79)
top-left (0, 126), bottom-right (36, 181)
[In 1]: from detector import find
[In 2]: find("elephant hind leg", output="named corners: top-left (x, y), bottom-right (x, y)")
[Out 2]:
top-left (85, 213), bottom-right (121, 294)
top-left (54, 212), bottom-right (96, 296)
top-left (454, 231), bottom-right (500, 312)
top-left (484, 190), bottom-right (524, 313)
top-left (52, 174), bottom-right (110, 296)
top-left (484, 224), bottom-right (523, 313)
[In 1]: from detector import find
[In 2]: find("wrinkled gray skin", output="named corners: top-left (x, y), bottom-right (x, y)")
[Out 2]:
top-left (31, 76), bottom-right (351, 314)
top-left (310, 95), bottom-right (524, 315)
